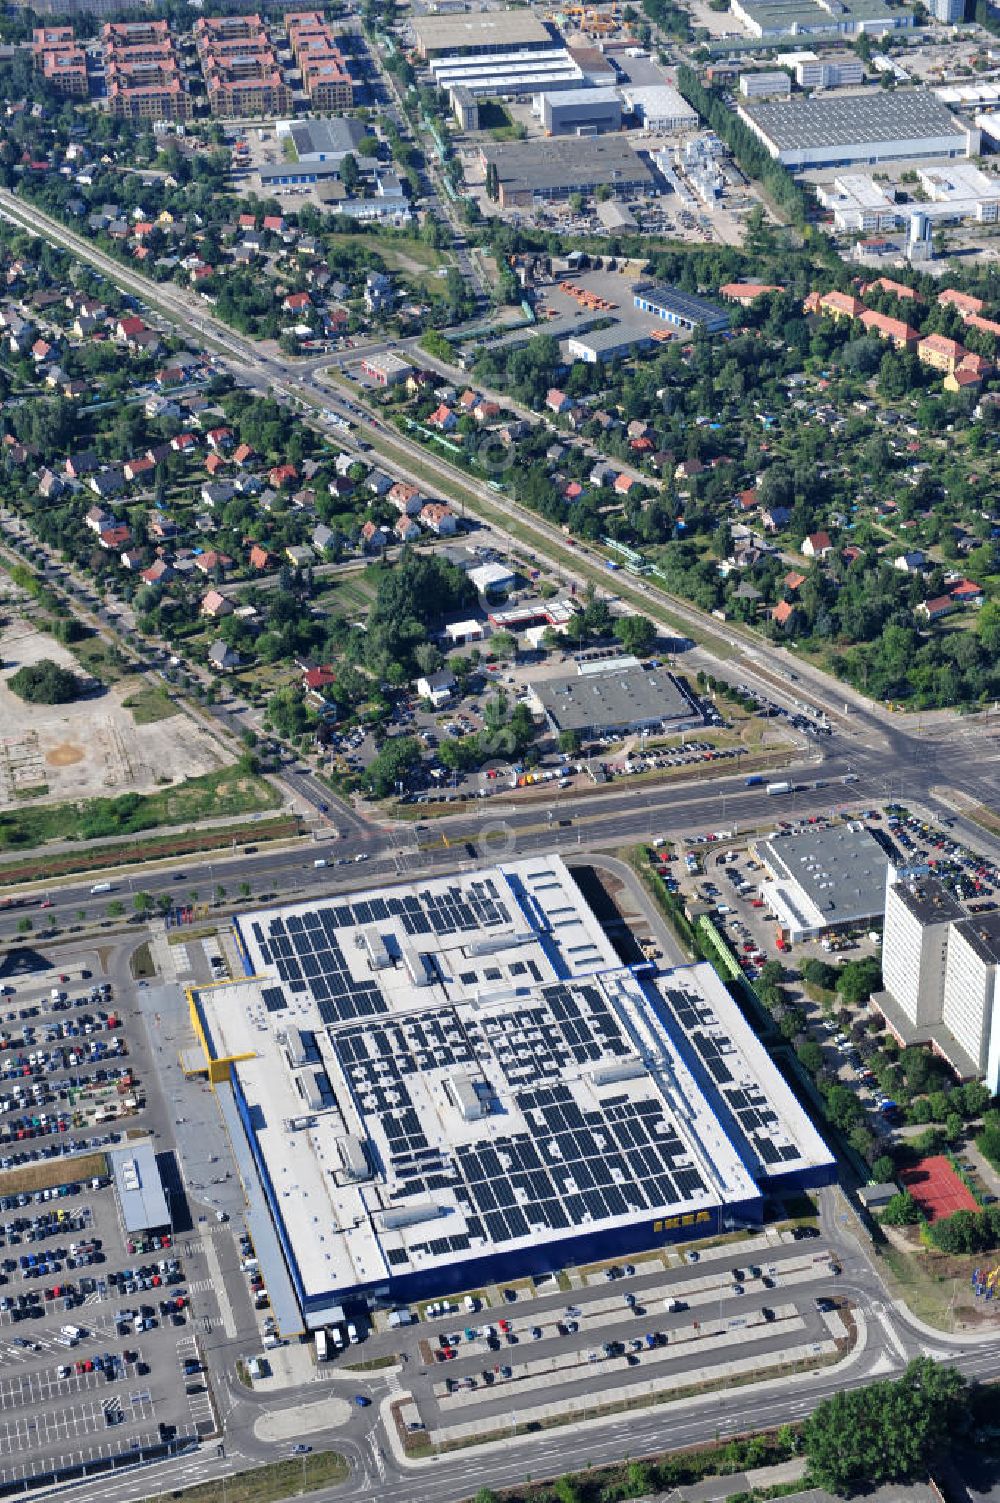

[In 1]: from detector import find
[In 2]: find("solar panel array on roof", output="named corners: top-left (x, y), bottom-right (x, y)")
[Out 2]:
top-left (327, 982), bottom-right (711, 1262)
top-left (662, 985), bottom-right (801, 1167)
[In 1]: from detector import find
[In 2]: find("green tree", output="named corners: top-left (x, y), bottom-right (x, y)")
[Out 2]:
top-left (871, 1154), bottom-right (896, 1183)
top-left (107, 900), bottom-right (125, 919)
top-left (8, 659), bottom-right (82, 704)
top-left (615, 614), bottom-right (657, 656)
top-left (558, 729), bottom-right (581, 756)
top-left (132, 892), bottom-right (152, 916)
top-left (803, 1359), bottom-right (968, 1494)
top-left (364, 736), bottom-right (422, 798)
top-left (340, 152), bottom-right (361, 195)
top-left (881, 1191), bottom-right (923, 1226)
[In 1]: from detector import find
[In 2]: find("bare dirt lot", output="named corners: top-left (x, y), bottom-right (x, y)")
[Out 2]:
top-left (0, 620), bottom-right (227, 805)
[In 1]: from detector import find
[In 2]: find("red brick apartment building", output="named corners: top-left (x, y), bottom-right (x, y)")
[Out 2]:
top-left (102, 20), bottom-right (191, 121)
top-left (195, 15), bottom-right (291, 118)
top-left (32, 26), bottom-right (89, 98)
top-left (285, 11), bottom-right (354, 110)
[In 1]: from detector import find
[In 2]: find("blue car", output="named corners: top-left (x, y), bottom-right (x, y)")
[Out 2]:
top-left (353, 1394), bottom-right (370, 1408)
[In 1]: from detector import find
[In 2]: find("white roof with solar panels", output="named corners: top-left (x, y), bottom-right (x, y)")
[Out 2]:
top-left (192, 858), bottom-right (832, 1320)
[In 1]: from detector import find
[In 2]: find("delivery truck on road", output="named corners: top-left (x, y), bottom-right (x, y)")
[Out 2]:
top-left (766, 781), bottom-right (792, 795)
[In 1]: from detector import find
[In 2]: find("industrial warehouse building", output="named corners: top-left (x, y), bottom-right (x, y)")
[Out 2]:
top-left (527, 660), bottom-right (702, 738)
top-left (540, 86), bottom-right (622, 136)
top-left (189, 858), bottom-right (834, 1330)
top-left (412, 11), bottom-right (557, 58)
top-left (566, 323), bottom-right (655, 364)
top-left (432, 47), bottom-right (585, 102)
top-left (738, 90), bottom-right (976, 170)
top-left (479, 135), bottom-right (654, 207)
top-left (632, 283), bottom-right (731, 333)
top-left (753, 824), bottom-right (890, 942)
top-left (619, 83), bottom-right (697, 131)
top-left (731, 0), bottom-right (914, 41)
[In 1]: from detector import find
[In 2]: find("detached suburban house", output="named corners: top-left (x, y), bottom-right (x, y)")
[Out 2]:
top-left (208, 641), bottom-right (241, 672)
top-left (802, 531), bottom-right (833, 559)
top-left (416, 669), bottom-right (456, 708)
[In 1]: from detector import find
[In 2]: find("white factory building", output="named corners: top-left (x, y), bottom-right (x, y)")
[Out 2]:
top-left (619, 83), bottom-right (698, 132)
top-left (817, 173), bottom-right (901, 231)
top-left (818, 163), bottom-right (1000, 232)
top-left (739, 90), bottom-right (976, 170)
top-left (775, 49), bottom-right (865, 88)
top-left (877, 873), bottom-right (1000, 1089)
top-left (431, 47), bottom-right (586, 101)
top-left (739, 70), bottom-right (792, 100)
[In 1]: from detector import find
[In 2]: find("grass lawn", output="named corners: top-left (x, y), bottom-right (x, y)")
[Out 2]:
top-left (70, 633), bottom-right (132, 685)
top-left (156, 1452), bottom-right (348, 1503)
top-left (0, 766), bottom-right (279, 851)
top-left (120, 680), bottom-right (180, 725)
top-left (0, 1152), bottom-right (107, 1198)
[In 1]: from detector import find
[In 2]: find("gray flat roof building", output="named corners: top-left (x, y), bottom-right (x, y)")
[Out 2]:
top-left (755, 824), bottom-right (890, 939)
top-left (109, 1142), bottom-right (170, 1234)
top-left (480, 134), bottom-right (653, 206)
top-left (279, 117), bottom-right (367, 162)
top-left (566, 322), bottom-right (654, 363)
top-left (739, 90), bottom-right (973, 170)
top-left (413, 12), bottom-right (555, 58)
top-left (540, 86), bottom-right (622, 136)
top-left (529, 662), bottom-right (700, 736)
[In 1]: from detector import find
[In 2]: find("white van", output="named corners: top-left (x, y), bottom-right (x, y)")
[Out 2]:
top-left (463, 1295), bottom-right (478, 1314)
top-left (313, 859), bottom-right (328, 869)
top-left (346, 1322), bottom-right (359, 1344)
top-left (90, 882), bottom-right (112, 895)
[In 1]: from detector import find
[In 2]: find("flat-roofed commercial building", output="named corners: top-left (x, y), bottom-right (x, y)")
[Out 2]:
top-left (732, 0), bottom-right (914, 40)
top-left (432, 48), bottom-right (584, 101)
top-left (189, 857), bottom-right (834, 1327)
top-left (566, 323), bottom-right (655, 363)
top-left (753, 824), bottom-right (890, 942)
top-left (527, 660), bottom-right (702, 738)
top-left (195, 14), bottom-right (291, 118)
top-left (479, 134), bottom-right (653, 207)
top-left (739, 89), bottom-right (976, 170)
top-left (619, 83), bottom-right (697, 131)
top-left (777, 50), bottom-right (865, 88)
top-left (739, 70), bottom-right (792, 100)
top-left (632, 282), bottom-right (730, 332)
top-left (540, 86), bottom-right (622, 136)
top-left (413, 11), bottom-right (556, 59)
top-left (109, 1142), bottom-right (170, 1235)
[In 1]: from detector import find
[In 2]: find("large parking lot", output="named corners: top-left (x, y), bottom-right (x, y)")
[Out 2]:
top-left (0, 955), bottom-right (215, 1490)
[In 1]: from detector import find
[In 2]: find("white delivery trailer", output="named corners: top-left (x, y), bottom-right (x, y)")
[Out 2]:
top-left (315, 1329), bottom-right (328, 1363)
